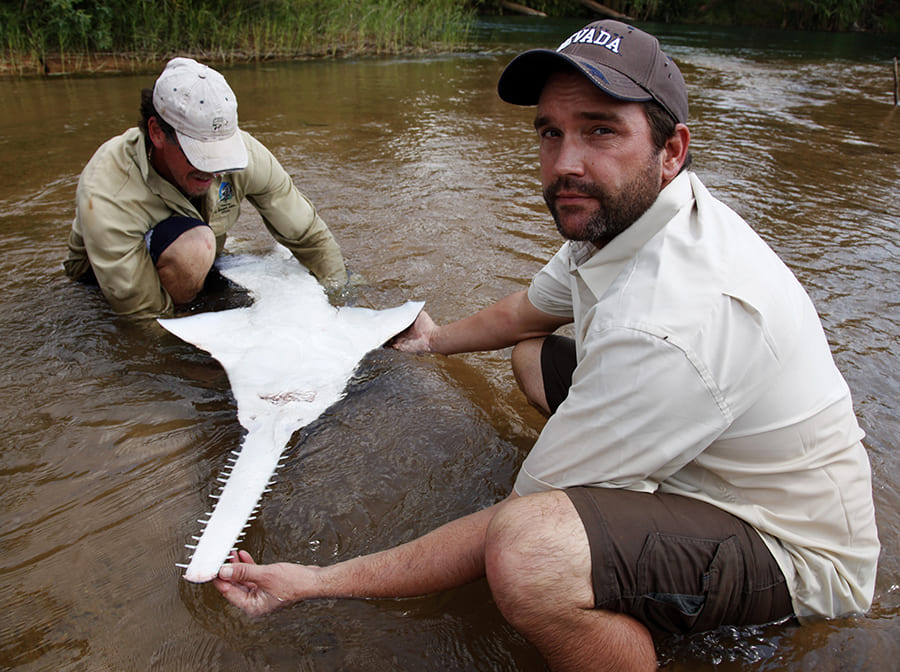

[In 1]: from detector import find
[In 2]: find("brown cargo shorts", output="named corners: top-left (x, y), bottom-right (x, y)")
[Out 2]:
top-left (565, 486), bottom-right (795, 637)
top-left (541, 334), bottom-right (577, 414)
top-left (541, 335), bottom-right (795, 635)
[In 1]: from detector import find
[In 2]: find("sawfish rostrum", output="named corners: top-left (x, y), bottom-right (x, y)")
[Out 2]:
top-left (159, 247), bottom-right (423, 582)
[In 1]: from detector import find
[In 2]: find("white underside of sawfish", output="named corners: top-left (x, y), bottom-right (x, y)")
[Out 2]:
top-left (158, 247), bottom-right (423, 583)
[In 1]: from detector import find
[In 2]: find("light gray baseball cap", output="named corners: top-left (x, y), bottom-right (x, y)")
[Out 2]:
top-left (152, 57), bottom-right (249, 173)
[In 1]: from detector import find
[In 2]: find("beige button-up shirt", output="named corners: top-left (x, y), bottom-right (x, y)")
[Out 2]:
top-left (521, 171), bottom-right (879, 620)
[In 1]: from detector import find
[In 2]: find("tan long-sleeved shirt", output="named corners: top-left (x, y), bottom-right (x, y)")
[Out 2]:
top-left (65, 127), bottom-right (347, 317)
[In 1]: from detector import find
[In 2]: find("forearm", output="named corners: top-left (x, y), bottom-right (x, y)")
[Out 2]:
top-left (290, 501), bottom-right (505, 602)
top-left (80, 216), bottom-right (172, 317)
top-left (247, 140), bottom-right (348, 286)
top-left (216, 497), bottom-right (519, 614)
top-left (430, 290), bottom-right (569, 355)
top-left (288, 226), bottom-right (348, 286)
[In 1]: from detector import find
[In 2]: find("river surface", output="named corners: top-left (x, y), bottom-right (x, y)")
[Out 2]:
top-left (1, 17), bottom-right (898, 672)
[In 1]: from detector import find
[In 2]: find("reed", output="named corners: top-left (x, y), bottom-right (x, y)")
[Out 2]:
top-left (0, 0), bottom-right (473, 74)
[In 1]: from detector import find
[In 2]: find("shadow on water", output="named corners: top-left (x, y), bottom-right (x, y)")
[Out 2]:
top-left (0, 18), bottom-right (898, 672)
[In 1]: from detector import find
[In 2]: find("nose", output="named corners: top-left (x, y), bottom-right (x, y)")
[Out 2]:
top-left (547, 135), bottom-right (587, 179)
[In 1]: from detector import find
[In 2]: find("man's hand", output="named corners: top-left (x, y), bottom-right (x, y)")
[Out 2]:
top-left (212, 550), bottom-right (318, 616)
top-left (389, 310), bottom-right (438, 353)
top-left (388, 291), bottom-right (570, 357)
top-left (213, 501), bottom-right (513, 615)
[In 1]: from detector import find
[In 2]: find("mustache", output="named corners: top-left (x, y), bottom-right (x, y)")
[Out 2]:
top-left (543, 177), bottom-right (607, 202)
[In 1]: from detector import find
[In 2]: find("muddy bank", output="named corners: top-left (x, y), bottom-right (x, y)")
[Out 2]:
top-left (0, 43), bottom-right (460, 78)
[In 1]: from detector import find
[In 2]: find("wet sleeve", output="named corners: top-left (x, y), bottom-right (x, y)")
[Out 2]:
top-left (76, 170), bottom-right (172, 317)
top-left (241, 135), bottom-right (348, 287)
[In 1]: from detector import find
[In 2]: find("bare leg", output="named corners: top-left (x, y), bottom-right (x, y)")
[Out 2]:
top-left (484, 491), bottom-right (657, 671)
top-left (512, 337), bottom-right (551, 416)
top-left (156, 225), bottom-right (216, 304)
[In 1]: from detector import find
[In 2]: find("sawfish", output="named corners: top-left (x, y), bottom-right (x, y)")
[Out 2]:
top-left (159, 247), bottom-right (423, 583)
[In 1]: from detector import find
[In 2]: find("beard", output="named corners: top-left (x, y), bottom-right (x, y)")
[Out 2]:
top-left (543, 152), bottom-right (662, 246)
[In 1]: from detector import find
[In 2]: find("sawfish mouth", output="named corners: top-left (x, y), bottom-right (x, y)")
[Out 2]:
top-left (259, 390), bottom-right (317, 405)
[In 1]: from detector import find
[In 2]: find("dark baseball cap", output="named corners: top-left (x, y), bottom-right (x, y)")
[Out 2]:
top-left (497, 20), bottom-right (688, 124)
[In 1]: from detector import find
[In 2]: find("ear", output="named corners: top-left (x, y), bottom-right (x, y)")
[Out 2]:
top-left (661, 123), bottom-right (691, 183)
top-left (147, 116), bottom-right (169, 151)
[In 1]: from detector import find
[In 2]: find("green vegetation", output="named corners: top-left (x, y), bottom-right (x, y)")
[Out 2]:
top-left (1, 0), bottom-right (895, 75)
top-left (0, 0), bottom-right (473, 74)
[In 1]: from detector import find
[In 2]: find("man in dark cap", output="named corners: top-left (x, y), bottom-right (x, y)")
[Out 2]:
top-left (213, 22), bottom-right (878, 670)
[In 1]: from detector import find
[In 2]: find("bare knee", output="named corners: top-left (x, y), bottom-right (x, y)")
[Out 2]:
top-left (156, 225), bottom-right (216, 304)
top-left (484, 496), bottom-right (538, 606)
top-left (512, 338), bottom-right (550, 416)
top-left (486, 493), bottom-right (657, 672)
top-left (485, 491), bottom-right (592, 619)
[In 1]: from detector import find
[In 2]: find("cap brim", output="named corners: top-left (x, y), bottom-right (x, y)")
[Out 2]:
top-left (178, 130), bottom-right (249, 174)
top-left (498, 49), bottom-right (653, 106)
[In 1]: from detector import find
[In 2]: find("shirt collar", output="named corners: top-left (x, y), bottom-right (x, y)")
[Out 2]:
top-left (565, 171), bottom-right (694, 293)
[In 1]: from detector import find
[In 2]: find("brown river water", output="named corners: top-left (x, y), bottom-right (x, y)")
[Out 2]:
top-left (1, 17), bottom-right (898, 672)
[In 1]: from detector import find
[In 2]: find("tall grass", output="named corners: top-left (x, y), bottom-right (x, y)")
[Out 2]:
top-left (0, 0), bottom-right (473, 74)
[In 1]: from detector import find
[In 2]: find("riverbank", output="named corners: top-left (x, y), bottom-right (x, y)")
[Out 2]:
top-left (3, 0), bottom-right (897, 78)
top-left (0, 43), bottom-right (469, 78)
top-left (5, 0), bottom-right (898, 78)
top-left (0, 0), bottom-right (473, 78)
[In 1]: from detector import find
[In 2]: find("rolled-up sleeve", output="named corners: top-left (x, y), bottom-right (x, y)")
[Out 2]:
top-left (527, 245), bottom-right (576, 319)
top-left (514, 323), bottom-right (727, 495)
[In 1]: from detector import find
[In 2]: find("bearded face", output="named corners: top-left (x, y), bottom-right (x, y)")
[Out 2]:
top-left (535, 71), bottom-right (668, 248)
top-left (542, 146), bottom-right (662, 245)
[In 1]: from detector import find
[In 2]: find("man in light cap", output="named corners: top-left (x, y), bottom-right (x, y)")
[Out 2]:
top-left (213, 22), bottom-right (878, 670)
top-left (65, 57), bottom-right (348, 317)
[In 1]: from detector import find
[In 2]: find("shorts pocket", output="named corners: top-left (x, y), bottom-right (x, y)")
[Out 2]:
top-left (633, 533), bottom-right (743, 635)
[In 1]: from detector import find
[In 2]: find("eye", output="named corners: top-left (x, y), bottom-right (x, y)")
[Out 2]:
top-left (538, 127), bottom-right (561, 139)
